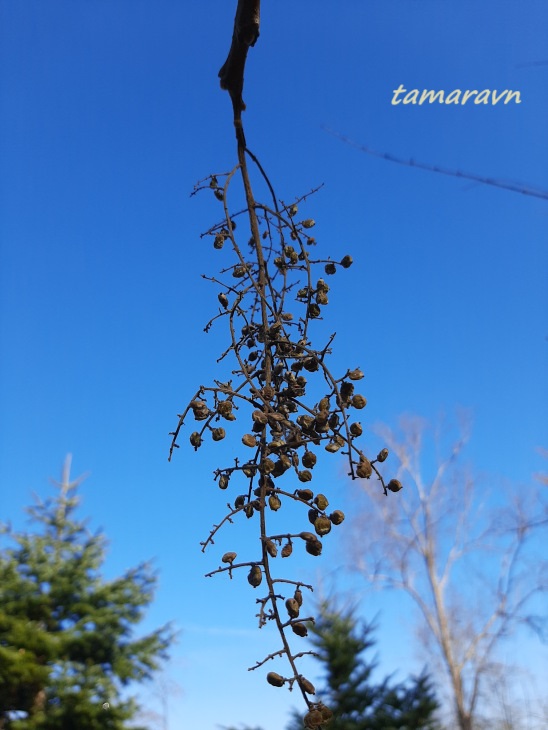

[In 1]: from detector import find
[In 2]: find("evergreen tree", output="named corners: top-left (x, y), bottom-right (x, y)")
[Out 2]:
top-left (0, 457), bottom-right (174, 730)
top-left (288, 601), bottom-right (441, 730)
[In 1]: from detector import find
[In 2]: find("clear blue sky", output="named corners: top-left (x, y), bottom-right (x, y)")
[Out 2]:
top-left (1, 2), bottom-right (547, 728)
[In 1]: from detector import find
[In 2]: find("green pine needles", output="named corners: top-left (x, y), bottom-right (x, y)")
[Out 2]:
top-left (0, 457), bottom-right (173, 729)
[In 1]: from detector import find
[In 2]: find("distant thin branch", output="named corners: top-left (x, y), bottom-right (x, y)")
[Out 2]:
top-left (323, 126), bottom-right (548, 202)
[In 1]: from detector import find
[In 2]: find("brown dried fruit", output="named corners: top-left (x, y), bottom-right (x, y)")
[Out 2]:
top-left (340, 254), bottom-right (353, 268)
top-left (298, 676), bottom-right (316, 695)
top-left (296, 489), bottom-right (314, 501)
top-left (329, 509), bottom-right (345, 525)
top-left (340, 381), bottom-right (354, 399)
top-left (266, 672), bottom-right (285, 688)
top-left (387, 479), bottom-right (403, 492)
top-left (218, 292), bottom-right (228, 308)
top-left (377, 448), bottom-right (389, 462)
top-left (294, 588), bottom-right (303, 606)
top-left (244, 503), bottom-right (254, 518)
top-left (259, 458), bottom-right (275, 475)
top-left (262, 385), bottom-right (275, 401)
top-left (218, 474), bottom-right (229, 490)
top-left (318, 397), bottom-right (330, 411)
top-left (302, 451), bottom-right (317, 469)
top-left (217, 400), bottom-right (233, 418)
top-left (348, 367), bottom-right (364, 380)
top-left (291, 622), bottom-right (308, 637)
top-left (252, 409), bottom-right (268, 425)
top-left (302, 219), bottom-right (315, 228)
top-left (307, 303), bottom-right (321, 319)
top-left (324, 262), bottom-right (336, 275)
top-left (221, 552), bottom-right (237, 564)
top-left (268, 494), bottom-right (282, 511)
top-left (305, 538), bottom-right (323, 556)
top-left (350, 422), bottom-right (363, 436)
top-left (189, 432), bottom-right (202, 448)
top-left (211, 427), bottom-right (226, 441)
top-left (281, 542), bottom-right (293, 557)
top-left (234, 494), bottom-right (246, 508)
top-left (242, 433), bottom-right (257, 447)
top-left (286, 598), bottom-right (300, 618)
top-left (298, 470), bottom-right (313, 483)
top-left (265, 540), bottom-right (278, 558)
top-left (356, 457), bottom-right (373, 479)
top-left (304, 710), bottom-right (323, 728)
top-left (318, 703), bottom-right (334, 720)
top-left (314, 493), bottom-right (329, 511)
top-left (314, 516), bottom-right (332, 536)
top-left (352, 394), bottom-right (367, 409)
top-left (247, 565), bottom-right (262, 587)
top-left (308, 508), bottom-right (319, 525)
top-left (328, 412), bottom-right (340, 429)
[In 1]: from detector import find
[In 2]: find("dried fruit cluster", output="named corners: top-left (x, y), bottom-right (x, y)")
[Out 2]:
top-left (168, 151), bottom-right (401, 726)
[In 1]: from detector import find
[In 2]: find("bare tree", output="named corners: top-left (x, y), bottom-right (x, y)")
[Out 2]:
top-left (348, 414), bottom-right (548, 730)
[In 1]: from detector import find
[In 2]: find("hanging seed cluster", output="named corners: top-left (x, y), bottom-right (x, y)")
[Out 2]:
top-left (169, 164), bottom-right (399, 727)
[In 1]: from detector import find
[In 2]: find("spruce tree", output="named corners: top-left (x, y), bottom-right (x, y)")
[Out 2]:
top-left (288, 601), bottom-right (440, 730)
top-left (0, 457), bottom-right (173, 730)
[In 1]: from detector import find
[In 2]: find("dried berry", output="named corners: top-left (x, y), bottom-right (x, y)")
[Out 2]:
top-left (377, 448), bottom-right (389, 462)
top-left (302, 219), bottom-right (315, 228)
top-left (266, 671), bottom-right (285, 687)
top-left (387, 479), bottom-right (403, 492)
top-left (304, 710), bottom-right (323, 728)
top-left (296, 489), bottom-right (314, 501)
top-left (286, 598), bottom-right (300, 618)
top-left (217, 400), bottom-right (233, 418)
top-left (352, 394), bottom-right (367, 409)
top-left (281, 541), bottom-right (293, 557)
top-left (247, 565), bottom-right (262, 588)
top-left (302, 451), bottom-right (317, 469)
top-left (318, 704), bottom-right (334, 721)
top-left (308, 508), bottom-right (319, 525)
top-left (269, 494), bottom-right (282, 511)
top-left (329, 509), bottom-right (345, 525)
top-left (350, 422), bottom-right (363, 436)
top-left (221, 552), bottom-right (237, 564)
top-left (291, 622), bottom-right (308, 637)
top-left (252, 409), bottom-right (268, 425)
top-left (348, 367), bottom-right (364, 380)
top-left (265, 540), bottom-right (278, 558)
top-left (212, 427), bottom-right (226, 441)
top-left (218, 292), bottom-right (229, 307)
top-left (218, 474), bottom-right (229, 489)
top-left (298, 676), bottom-right (316, 695)
top-left (305, 538), bottom-right (323, 556)
top-left (259, 458), bottom-right (275, 474)
top-left (356, 457), bottom-right (373, 479)
top-left (242, 434), bottom-right (257, 447)
top-left (314, 493), bottom-right (329, 511)
top-left (298, 470), bottom-right (313, 483)
top-left (340, 254), bottom-right (353, 268)
top-left (294, 588), bottom-right (303, 606)
top-left (314, 516), bottom-right (332, 536)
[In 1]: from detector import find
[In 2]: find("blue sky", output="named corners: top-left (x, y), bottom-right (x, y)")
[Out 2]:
top-left (1, 1), bottom-right (547, 728)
